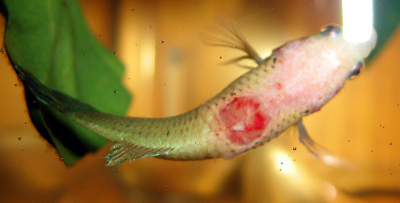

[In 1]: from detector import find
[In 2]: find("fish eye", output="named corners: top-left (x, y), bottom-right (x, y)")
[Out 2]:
top-left (319, 24), bottom-right (341, 37)
top-left (349, 61), bottom-right (364, 80)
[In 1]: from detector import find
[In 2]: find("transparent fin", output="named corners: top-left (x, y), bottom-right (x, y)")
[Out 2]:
top-left (104, 141), bottom-right (173, 166)
top-left (297, 120), bottom-right (349, 167)
top-left (202, 17), bottom-right (264, 67)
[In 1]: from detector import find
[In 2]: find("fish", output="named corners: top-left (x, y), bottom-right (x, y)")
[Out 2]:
top-left (13, 24), bottom-right (377, 166)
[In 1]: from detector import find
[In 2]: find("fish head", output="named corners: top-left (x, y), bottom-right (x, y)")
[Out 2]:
top-left (269, 24), bottom-right (377, 114)
top-left (315, 24), bottom-right (377, 80)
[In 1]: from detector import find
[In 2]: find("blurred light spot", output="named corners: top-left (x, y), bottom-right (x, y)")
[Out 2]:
top-left (273, 151), bottom-right (299, 177)
top-left (342, 0), bottom-right (373, 43)
top-left (140, 37), bottom-right (156, 81)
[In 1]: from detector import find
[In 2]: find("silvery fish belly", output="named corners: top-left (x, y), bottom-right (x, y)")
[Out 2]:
top-left (15, 25), bottom-right (377, 166)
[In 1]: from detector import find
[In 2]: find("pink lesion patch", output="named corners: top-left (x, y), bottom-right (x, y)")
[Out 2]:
top-left (219, 97), bottom-right (270, 145)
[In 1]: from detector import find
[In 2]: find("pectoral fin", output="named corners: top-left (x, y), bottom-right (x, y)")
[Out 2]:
top-left (202, 18), bottom-right (264, 67)
top-left (297, 120), bottom-right (348, 167)
top-left (104, 141), bottom-right (174, 166)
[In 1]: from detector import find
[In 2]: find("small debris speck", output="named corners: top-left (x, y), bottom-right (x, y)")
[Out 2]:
top-left (293, 147), bottom-right (297, 151)
top-left (116, 169), bottom-right (119, 172)
top-left (162, 41), bottom-right (165, 44)
top-left (165, 185), bottom-right (168, 188)
top-left (18, 137), bottom-right (22, 140)
top-left (348, 140), bottom-right (350, 142)
top-left (114, 90), bottom-right (118, 94)
top-left (114, 51), bottom-right (117, 54)
top-left (219, 56), bottom-right (222, 59)
top-left (390, 142), bottom-right (392, 145)
top-left (132, 9), bottom-right (135, 12)
top-left (280, 162), bottom-right (283, 165)
top-left (100, 35), bottom-right (102, 37)
top-left (0, 47), bottom-right (5, 54)
top-left (14, 84), bottom-right (17, 87)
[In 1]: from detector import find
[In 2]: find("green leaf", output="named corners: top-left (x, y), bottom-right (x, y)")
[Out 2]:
top-left (366, 1), bottom-right (400, 63)
top-left (2, 0), bottom-right (132, 165)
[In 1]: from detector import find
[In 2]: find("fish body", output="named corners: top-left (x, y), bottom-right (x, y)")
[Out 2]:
top-left (15, 25), bottom-right (377, 166)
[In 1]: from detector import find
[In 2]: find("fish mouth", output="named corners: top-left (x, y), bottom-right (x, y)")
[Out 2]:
top-left (370, 28), bottom-right (378, 50)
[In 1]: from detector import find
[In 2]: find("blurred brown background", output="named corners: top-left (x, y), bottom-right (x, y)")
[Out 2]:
top-left (0, 0), bottom-right (399, 202)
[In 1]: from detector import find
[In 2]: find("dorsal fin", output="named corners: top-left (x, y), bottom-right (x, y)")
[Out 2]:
top-left (103, 141), bottom-right (174, 166)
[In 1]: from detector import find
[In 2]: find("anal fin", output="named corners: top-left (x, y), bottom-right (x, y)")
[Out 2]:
top-left (103, 141), bottom-right (173, 166)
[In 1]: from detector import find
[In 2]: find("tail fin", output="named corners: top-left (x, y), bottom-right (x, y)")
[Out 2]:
top-left (14, 65), bottom-right (97, 116)
top-left (13, 65), bottom-right (110, 165)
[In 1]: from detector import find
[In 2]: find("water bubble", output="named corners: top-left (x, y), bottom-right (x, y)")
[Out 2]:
top-left (0, 47), bottom-right (5, 54)
top-left (219, 56), bottom-right (222, 59)
top-left (100, 35), bottom-right (102, 37)
top-left (114, 51), bottom-right (117, 54)
top-left (293, 147), bottom-right (297, 151)
top-left (132, 9), bottom-right (135, 12)
top-left (14, 84), bottom-right (17, 87)
top-left (390, 142), bottom-right (392, 145)
top-left (162, 41), bottom-right (165, 44)
top-left (348, 140), bottom-right (350, 142)
top-left (116, 169), bottom-right (119, 172)
top-left (18, 137), bottom-right (22, 140)
top-left (60, 157), bottom-right (64, 161)
top-left (84, 54), bottom-right (87, 57)
top-left (279, 169), bottom-right (282, 171)
top-left (371, 150), bottom-right (373, 152)
top-left (114, 90), bottom-right (118, 94)
top-left (165, 185), bottom-right (168, 188)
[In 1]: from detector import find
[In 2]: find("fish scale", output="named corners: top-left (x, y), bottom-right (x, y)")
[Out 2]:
top-left (14, 24), bottom-right (376, 166)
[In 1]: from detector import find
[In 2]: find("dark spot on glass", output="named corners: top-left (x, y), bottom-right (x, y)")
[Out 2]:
top-left (273, 58), bottom-right (277, 63)
top-left (305, 110), bottom-right (310, 114)
top-left (166, 131), bottom-right (170, 136)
